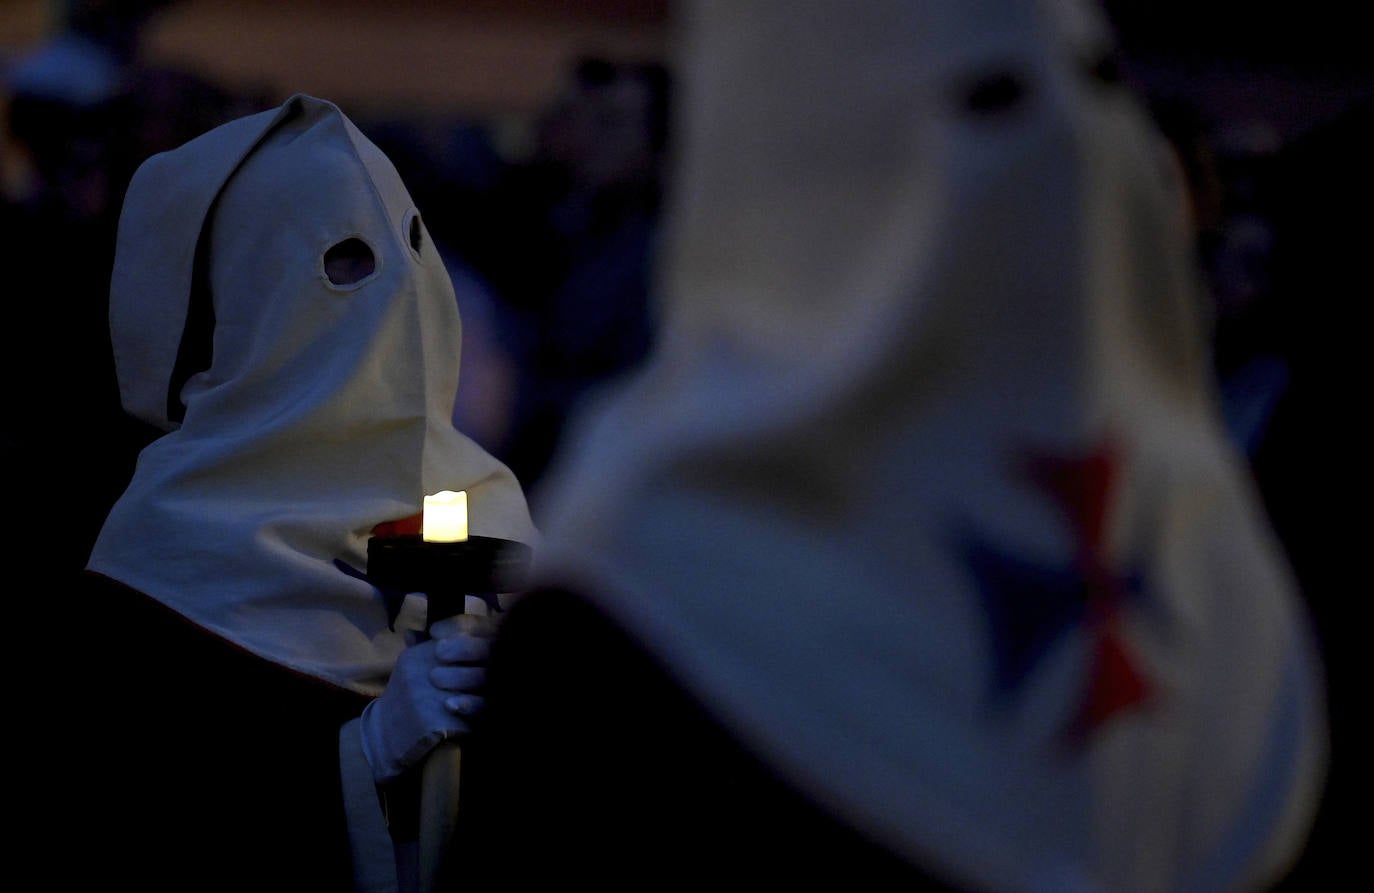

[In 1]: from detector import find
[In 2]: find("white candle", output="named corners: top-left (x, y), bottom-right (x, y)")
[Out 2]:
top-left (422, 490), bottom-right (469, 542)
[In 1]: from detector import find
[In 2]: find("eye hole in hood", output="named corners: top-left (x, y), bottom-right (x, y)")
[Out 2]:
top-left (409, 213), bottom-right (424, 255)
top-left (404, 207), bottom-right (426, 261)
top-left (960, 69), bottom-right (1028, 116)
top-left (323, 236), bottom-right (377, 287)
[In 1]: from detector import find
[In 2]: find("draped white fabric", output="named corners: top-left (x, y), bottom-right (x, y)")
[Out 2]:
top-left (89, 95), bottom-right (534, 696)
top-left (529, 2), bottom-right (1326, 890)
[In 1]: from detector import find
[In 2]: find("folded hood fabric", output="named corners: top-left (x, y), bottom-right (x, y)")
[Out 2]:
top-left (527, 2), bottom-right (1327, 890)
top-left (89, 94), bottom-right (535, 696)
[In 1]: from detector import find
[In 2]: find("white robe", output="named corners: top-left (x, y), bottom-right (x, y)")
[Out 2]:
top-left (528, 2), bottom-right (1327, 890)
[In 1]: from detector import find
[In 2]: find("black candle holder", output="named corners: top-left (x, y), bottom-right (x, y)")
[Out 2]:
top-left (363, 533), bottom-right (534, 887)
top-left (366, 534), bottom-right (533, 626)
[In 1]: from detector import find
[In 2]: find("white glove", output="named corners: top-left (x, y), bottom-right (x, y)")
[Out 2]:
top-left (359, 613), bottom-right (494, 785)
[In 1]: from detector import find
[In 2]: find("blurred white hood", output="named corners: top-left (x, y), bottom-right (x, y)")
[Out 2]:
top-left (530, 2), bottom-right (1325, 890)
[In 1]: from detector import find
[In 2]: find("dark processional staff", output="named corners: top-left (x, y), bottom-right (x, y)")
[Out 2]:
top-left (361, 489), bottom-right (532, 893)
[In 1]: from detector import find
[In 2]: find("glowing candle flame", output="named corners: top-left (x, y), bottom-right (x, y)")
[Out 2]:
top-left (422, 490), bottom-right (468, 542)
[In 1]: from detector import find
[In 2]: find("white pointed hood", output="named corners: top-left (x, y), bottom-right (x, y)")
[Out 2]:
top-left (89, 95), bottom-right (535, 696)
top-left (530, 2), bottom-right (1325, 890)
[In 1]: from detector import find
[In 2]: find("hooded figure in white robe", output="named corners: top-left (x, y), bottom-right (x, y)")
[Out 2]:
top-left (450, 2), bottom-right (1327, 891)
top-left (73, 93), bottom-right (533, 891)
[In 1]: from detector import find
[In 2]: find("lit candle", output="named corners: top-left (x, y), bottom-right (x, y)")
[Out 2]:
top-left (422, 490), bottom-right (469, 542)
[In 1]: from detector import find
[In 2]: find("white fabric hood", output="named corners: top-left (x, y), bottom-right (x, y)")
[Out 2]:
top-left (530, 2), bottom-right (1325, 890)
top-left (89, 94), bottom-right (534, 696)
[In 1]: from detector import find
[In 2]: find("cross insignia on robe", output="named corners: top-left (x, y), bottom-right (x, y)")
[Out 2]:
top-left (965, 440), bottom-right (1153, 743)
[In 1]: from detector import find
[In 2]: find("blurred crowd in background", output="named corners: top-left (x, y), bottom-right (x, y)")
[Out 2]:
top-left (3, 2), bottom-right (1365, 508)
top-left (0, 2), bottom-right (1366, 881)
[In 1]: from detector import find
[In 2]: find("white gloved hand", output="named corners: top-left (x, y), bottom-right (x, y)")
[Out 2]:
top-left (359, 613), bottom-right (495, 785)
